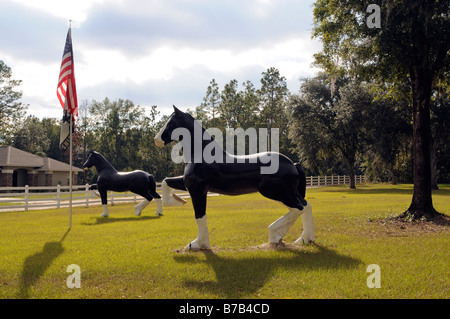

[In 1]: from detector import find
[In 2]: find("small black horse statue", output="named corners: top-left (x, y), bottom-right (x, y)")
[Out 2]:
top-left (83, 151), bottom-right (162, 217)
top-left (154, 106), bottom-right (315, 250)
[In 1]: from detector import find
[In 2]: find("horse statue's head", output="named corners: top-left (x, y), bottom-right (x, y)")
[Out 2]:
top-left (82, 150), bottom-right (99, 170)
top-left (154, 105), bottom-right (195, 147)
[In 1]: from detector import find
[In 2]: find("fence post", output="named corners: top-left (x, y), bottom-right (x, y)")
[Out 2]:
top-left (57, 184), bottom-right (61, 209)
top-left (111, 191), bottom-right (114, 206)
top-left (25, 185), bottom-right (29, 211)
top-left (85, 183), bottom-right (89, 208)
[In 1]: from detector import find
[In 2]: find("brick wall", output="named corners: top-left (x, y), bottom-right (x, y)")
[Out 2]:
top-left (45, 173), bottom-right (53, 186)
top-left (0, 170), bottom-right (13, 187)
top-left (27, 171), bottom-right (38, 187)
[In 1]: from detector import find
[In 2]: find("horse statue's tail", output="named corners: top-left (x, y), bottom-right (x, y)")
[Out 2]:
top-left (147, 175), bottom-right (161, 199)
top-left (294, 163), bottom-right (307, 206)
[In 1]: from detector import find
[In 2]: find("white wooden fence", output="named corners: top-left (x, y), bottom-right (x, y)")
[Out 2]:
top-left (307, 175), bottom-right (366, 187)
top-left (0, 175), bottom-right (366, 212)
top-left (0, 183), bottom-right (167, 213)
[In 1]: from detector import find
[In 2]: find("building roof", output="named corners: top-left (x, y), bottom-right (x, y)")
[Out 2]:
top-left (0, 146), bottom-right (83, 172)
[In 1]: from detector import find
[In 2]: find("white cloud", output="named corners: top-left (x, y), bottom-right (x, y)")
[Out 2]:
top-left (76, 36), bottom-right (321, 87)
top-left (3, 0), bottom-right (321, 119)
top-left (3, 33), bottom-right (321, 119)
top-left (10, 0), bottom-right (107, 25)
top-left (0, 51), bottom-right (59, 112)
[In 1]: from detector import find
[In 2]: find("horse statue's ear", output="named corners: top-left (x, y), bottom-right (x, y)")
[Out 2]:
top-left (173, 105), bottom-right (182, 115)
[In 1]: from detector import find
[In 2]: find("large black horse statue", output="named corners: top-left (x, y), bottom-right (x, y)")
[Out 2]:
top-left (154, 106), bottom-right (315, 250)
top-left (83, 151), bottom-right (162, 217)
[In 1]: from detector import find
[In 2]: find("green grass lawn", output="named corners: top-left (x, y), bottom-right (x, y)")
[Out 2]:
top-left (0, 184), bottom-right (448, 299)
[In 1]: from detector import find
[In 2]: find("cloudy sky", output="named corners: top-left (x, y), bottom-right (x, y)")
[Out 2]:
top-left (1, 0), bottom-right (322, 119)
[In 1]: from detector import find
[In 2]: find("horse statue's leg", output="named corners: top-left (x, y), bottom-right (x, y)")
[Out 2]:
top-left (268, 203), bottom-right (315, 245)
top-left (154, 198), bottom-right (162, 216)
top-left (134, 192), bottom-right (163, 216)
top-left (161, 177), bottom-right (187, 207)
top-left (134, 200), bottom-right (150, 216)
top-left (134, 197), bottom-right (163, 216)
top-left (260, 174), bottom-right (315, 245)
top-left (89, 184), bottom-right (101, 197)
top-left (268, 207), bottom-right (303, 245)
top-left (186, 191), bottom-right (210, 250)
top-left (101, 205), bottom-right (109, 217)
top-left (99, 189), bottom-right (109, 217)
top-left (133, 176), bottom-right (163, 216)
top-left (187, 214), bottom-right (209, 250)
top-left (294, 202), bottom-right (315, 245)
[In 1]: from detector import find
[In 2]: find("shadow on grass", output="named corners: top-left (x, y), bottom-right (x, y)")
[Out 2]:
top-left (17, 230), bottom-right (69, 298)
top-left (81, 215), bottom-right (161, 226)
top-left (321, 185), bottom-right (414, 195)
top-left (174, 245), bottom-right (361, 298)
top-left (322, 184), bottom-right (450, 196)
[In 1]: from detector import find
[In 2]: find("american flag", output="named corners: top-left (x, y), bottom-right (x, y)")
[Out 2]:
top-left (57, 27), bottom-right (78, 118)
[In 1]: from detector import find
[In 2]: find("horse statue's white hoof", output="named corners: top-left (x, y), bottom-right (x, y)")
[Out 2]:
top-left (294, 235), bottom-right (315, 245)
top-left (185, 238), bottom-right (210, 250)
top-left (164, 194), bottom-right (187, 207)
top-left (154, 198), bottom-right (163, 216)
top-left (173, 193), bottom-right (187, 205)
top-left (269, 235), bottom-right (283, 245)
top-left (100, 205), bottom-right (109, 217)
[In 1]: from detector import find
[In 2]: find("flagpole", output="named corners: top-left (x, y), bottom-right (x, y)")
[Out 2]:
top-left (58, 20), bottom-right (76, 230)
top-left (69, 113), bottom-right (73, 230)
top-left (68, 19), bottom-right (73, 231)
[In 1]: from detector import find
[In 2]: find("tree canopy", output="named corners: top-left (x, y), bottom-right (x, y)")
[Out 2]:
top-left (0, 60), bottom-right (28, 144)
top-left (311, 0), bottom-right (449, 219)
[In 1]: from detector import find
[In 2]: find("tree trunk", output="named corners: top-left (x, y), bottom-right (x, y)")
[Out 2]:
top-left (400, 0), bottom-right (444, 220)
top-left (402, 64), bottom-right (439, 220)
top-left (346, 158), bottom-right (356, 189)
top-left (430, 136), bottom-right (439, 190)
